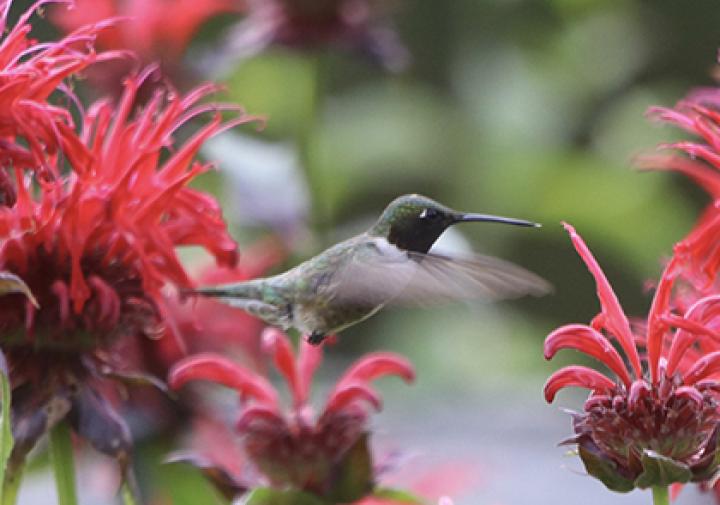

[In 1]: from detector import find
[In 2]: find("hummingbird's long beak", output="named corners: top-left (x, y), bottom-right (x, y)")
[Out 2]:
top-left (455, 213), bottom-right (541, 228)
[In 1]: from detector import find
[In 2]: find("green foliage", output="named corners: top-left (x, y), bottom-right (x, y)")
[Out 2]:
top-left (578, 445), bottom-right (634, 493)
top-left (150, 447), bottom-right (229, 505)
top-left (634, 451), bottom-right (692, 489)
top-left (372, 488), bottom-right (426, 504)
top-left (224, 52), bottom-right (316, 138)
top-left (326, 433), bottom-right (374, 503)
top-left (0, 351), bottom-right (12, 505)
top-left (49, 422), bottom-right (78, 505)
top-left (243, 488), bottom-right (326, 505)
top-left (579, 445), bottom-right (700, 492)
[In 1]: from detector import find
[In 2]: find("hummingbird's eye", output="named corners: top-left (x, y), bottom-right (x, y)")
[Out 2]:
top-left (419, 208), bottom-right (439, 220)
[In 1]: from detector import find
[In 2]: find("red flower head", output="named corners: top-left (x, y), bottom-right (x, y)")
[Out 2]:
top-left (544, 223), bottom-right (720, 492)
top-left (50, 0), bottom-right (243, 94)
top-left (0, 0), bottom-right (121, 182)
top-left (639, 84), bottom-right (720, 295)
top-left (0, 67), bottom-right (257, 473)
top-left (231, 0), bottom-right (409, 71)
top-left (169, 327), bottom-right (415, 502)
top-left (642, 85), bottom-right (720, 202)
top-left (51, 0), bottom-right (241, 63)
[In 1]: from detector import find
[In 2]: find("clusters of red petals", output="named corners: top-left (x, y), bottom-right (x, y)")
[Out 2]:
top-left (0, 0), bottom-right (266, 474)
top-left (544, 223), bottom-right (720, 486)
top-left (0, 68), bottom-right (256, 352)
top-left (169, 327), bottom-right (415, 494)
top-left (51, 0), bottom-right (242, 62)
top-left (639, 89), bottom-right (720, 290)
top-left (0, 0), bottom-right (123, 178)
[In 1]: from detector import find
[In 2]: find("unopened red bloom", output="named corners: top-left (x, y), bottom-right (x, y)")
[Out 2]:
top-left (52, 0), bottom-right (241, 62)
top-left (50, 0), bottom-right (243, 95)
top-left (0, 0), bottom-right (120, 181)
top-left (230, 0), bottom-right (408, 71)
top-left (169, 327), bottom-right (415, 502)
top-left (544, 223), bottom-right (720, 492)
top-left (0, 68), bottom-right (255, 473)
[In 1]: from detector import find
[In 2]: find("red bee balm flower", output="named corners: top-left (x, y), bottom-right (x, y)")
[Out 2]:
top-left (544, 223), bottom-right (720, 492)
top-left (639, 86), bottom-right (720, 290)
top-left (642, 86), bottom-right (720, 202)
top-left (0, 0), bottom-right (120, 181)
top-left (169, 328), bottom-right (415, 502)
top-left (51, 0), bottom-right (241, 62)
top-left (232, 0), bottom-right (409, 71)
top-left (0, 68), bottom-right (255, 472)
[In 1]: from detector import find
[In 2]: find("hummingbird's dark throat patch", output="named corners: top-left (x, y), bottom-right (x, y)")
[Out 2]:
top-left (387, 220), bottom-right (449, 254)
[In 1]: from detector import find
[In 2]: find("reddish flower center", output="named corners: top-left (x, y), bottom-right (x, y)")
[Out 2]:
top-left (240, 406), bottom-right (367, 492)
top-left (0, 245), bottom-right (154, 352)
top-left (577, 376), bottom-right (720, 467)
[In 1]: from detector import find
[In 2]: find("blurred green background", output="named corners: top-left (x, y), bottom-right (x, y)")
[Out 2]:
top-left (11, 0), bottom-right (720, 503)
top-left (198, 2), bottom-right (720, 502)
top-left (187, 2), bottom-right (720, 502)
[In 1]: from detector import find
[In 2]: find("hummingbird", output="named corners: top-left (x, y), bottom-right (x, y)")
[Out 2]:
top-left (189, 194), bottom-right (551, 345)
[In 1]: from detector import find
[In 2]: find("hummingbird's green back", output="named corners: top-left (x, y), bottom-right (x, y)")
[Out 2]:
top-left (192, 193), bottom-right (549, 345)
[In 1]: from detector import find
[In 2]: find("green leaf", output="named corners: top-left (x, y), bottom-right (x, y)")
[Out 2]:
top-left (0, 272), bottom-right (37, 308)
top-left (0, 349), bottom-right (13, 505)
top-left (242, 488), bottom-right (326, 505)
top-left (578, 445), bottom-right (634, 492)
top-left (326, 433), bottom-right (374, 503)
top-left (144, 443), bottom-right (229, 505)
top-left (371, 488), bottom-right (426, 504)
top-left (634, 450), bottom-right (692, 489)
top-left (49, 421), bottom-right (78, 505)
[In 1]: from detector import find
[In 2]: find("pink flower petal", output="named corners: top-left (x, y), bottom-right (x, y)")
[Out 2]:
top-left (236, 405), bottom-right (286, 433)
top-left (665, 301), bottom-right (720, 376)
top-left (646, 257), bottom-right (678, 382)
top-left (682, 350), bottom-right (720, 385)
top-left (627, 379), bottom-right (651, 410)
top-left (543, 365), bottom-right (615, 403)
top-left (324, 382), bottom-right (383, 414)
top-left (544, 323), bottom-right (632, 388)
top-left (335, 352), bottom-right (415, 391)
top-left (169, 353), bottom-right (279, 409)
top-left (562, 223), bottom-right (642, 378)
top-left (261, 328), bottom-right (301, 406)
top-left (674, 386), bottom-right (704, 407)
top-left (297, 339), bottom-right (323, 406)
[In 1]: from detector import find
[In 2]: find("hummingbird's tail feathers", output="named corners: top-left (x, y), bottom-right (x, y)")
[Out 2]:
top-left (184, 281), bottom-right (288, 327)
top-left (186, 279), bottom-right (266, 299)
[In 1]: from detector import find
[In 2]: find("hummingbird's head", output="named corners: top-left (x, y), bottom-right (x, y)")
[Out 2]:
top-left (369, 194), bottom-right (540, 253)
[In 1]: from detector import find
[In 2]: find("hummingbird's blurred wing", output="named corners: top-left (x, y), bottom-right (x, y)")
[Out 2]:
top-left (334, 245), bottom-right (551, 306)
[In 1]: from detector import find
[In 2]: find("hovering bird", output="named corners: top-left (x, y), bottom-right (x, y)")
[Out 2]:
top-left (188, 194), bottom-right (551, 345)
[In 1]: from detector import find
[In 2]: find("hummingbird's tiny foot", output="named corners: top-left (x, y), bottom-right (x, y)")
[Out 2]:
top-left (307, 331), bottom-right (326, 346)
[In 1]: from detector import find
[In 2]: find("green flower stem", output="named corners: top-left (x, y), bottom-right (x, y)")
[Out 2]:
top-left (0, 355), bottom-right (14, 505)
top-left (120, 481), bottom-right (138, 505)
top-left (652, 486), bottom-right (669, 505)
top-left (1, 468), bottom-right (23, 505)
top-left (49, 421), bottom-right (78, 505)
